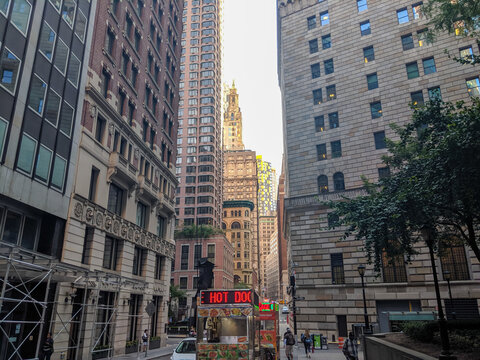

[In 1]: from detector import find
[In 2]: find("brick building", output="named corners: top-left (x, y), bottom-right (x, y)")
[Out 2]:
top-left (54, 0), bottom-right (183, 357)
top-left (174, 0), bottom-right (223, 228)
top-left (172, 234), bottom-right (234, 320)
top-left (278, 0), bottom-right (480, 339)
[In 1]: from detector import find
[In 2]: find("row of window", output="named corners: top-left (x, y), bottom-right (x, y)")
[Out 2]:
top-left (180, 217), bottom-right (215, 226)
top-left (179, 243), bottom-right (216, 270)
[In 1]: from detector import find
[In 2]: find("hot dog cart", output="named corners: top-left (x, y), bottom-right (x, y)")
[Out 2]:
top-left (196, 289), bottom-right (260, 359)
top-left (259, 302), bottom-right (279, 359)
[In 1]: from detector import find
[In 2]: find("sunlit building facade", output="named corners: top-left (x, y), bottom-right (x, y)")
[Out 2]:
top-left (256, 155), bottom-right (277, 216)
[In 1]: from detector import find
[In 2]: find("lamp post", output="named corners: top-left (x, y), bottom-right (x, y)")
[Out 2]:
top-left (443, 271), bottom-right (456, 320)
top-left (357, 265), bottom-right (371, 334)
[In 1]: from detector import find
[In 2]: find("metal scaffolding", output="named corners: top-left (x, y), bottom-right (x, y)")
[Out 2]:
top-left (0, 244), bottom-right (144, 360)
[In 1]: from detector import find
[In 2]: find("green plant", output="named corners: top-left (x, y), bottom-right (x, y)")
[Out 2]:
top-left (150, 336), bottom-right (161, 341)
top-left (93, 344), bottom-right (110, 351)
top-left (401, 321), bottom-right (437, 343)
top-left (125, 340), bottom-right (138, 348)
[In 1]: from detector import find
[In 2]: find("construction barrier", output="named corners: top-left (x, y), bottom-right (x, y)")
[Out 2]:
top-left (338, 337), bottom-right (344, 349)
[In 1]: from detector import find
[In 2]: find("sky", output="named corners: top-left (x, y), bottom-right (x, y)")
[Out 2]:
top-left (222, 0), bottom-right (284, 175)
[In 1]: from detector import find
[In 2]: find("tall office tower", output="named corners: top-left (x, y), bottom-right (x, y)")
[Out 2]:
top-left (276, 158), bottom-right (288, 301)
top-left (222, 200), bottom-right (256, 287)
top-left (258, 214), bottom-right (277, 295)
top-left (223, 82), bottom-right (244, 151)
top-left (175, 0), bottom-right (223, 228)
top-left (0, 1), bottom-right (95, 358)
top-left (55, 0), bottom-right (182, 357)
top-left (278, 0), bottom-right (480, 338)
top-left (222, 85), bottom-right (260, 288)
top-left (265, 230), bottom-right (279, 299)
top-left (256, 155), bottom-right (277, 216)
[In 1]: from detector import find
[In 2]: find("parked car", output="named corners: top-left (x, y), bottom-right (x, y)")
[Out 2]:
top-left (171, 338), bottom-right (196, 360)
top-left (282, 305), bottom-right (289, 314)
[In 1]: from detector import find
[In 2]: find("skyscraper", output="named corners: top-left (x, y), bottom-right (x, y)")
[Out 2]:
top-left (278, 0), bottom-right (480, 338)
top-left (223, 82), bottom-right (244, 151)
top-left (175, 0), bottom-right (223, 228)
top-left (257, 155), bottom-right (277, 216)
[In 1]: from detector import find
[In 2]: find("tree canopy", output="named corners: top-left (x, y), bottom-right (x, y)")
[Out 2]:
top-left (422, 0), bottom-right (480, 64)
top-left (327, 99), bottom-right (480, 272)
top-left (175, 224), bottom-right (223, 239)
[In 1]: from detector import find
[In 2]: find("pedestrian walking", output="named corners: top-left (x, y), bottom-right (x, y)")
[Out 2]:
top-left (41, 332), bottom-right (54, 360)
top-left (142, 329), bottom-right (149, 352)
top-left (303, 330), bottom-right (312, 357)
top-left (284, 328), bottom-right (295, 360)
top-left (342, 332), bottom-right (359, 360)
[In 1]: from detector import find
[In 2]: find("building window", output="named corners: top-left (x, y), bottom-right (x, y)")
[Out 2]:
top-left (466, 77), bottom-right (480, 96)
top-left (95, 115), bottom-right (106, 143)
top-left (360, 20), bottom-right (371, 36)
top-left (106, 27), bottom-right (115, 55)
top-left (357, 0), bottom-right (367, 12)
top-left (179, 277), bottom-right (188, 289)
top-left (38, 21), bottom-right (56, 61)
top-left (311, 63), bottom-right (321, 79)
top-left (459, 46), bottom-right (473, 62)
top-left (136, 202), bottom-right (148, 229)
top-left (127, 294), bottom-right (142, 341)
top-left (370, 101), bottom-right (382, 118)
top-left (411, 91), bottom-right (424, 107)
top-left (363, 46), bottom-right (374, 63)
top-left (428, 86), bottom-right (442, 100)
top-left (317, 144), bottom-right (327, 161)
top-left (181, 245), bottom-right (189, 270)
top-left (331, 253), bottom-right (345, 284)
top-left (309, 39), bottom-right (318, 54)
top-left (313, 88), bottom-right (322, 105)
top-left (155, 255), bottom-right (165, 280)
top-left (382, 253), bottom-right (407, 282)
top-left (321, 34), bottom-right (331, 49)
top-left (59, 101), bottom-right (74, 137)
top-left (366, 73), bottom-right (378, 90)
top-left (101, 69), bottom-right (110, 98)
top-left (54, 38), bottom-right (69, 75)
top-left (0, 117), bottom-right (8, 159)
top-left (34, 145), bottom-right (52, 183)
top-left (103, 236), bottom-right (121, 270)
top-left (331, 140), bottom-right (342, 158)
top-left (51, 155), bottom-right (66, 190)
top-left (28, 74), bottom-right (47, 115)
top-left (44, 89), bottom-right (61, 127)
top-left (17, 134), bottom-right (36, 175)
top-left (401, 34), bottom-right (414, 50)
top-left (374, 131), bottom-right (386, 149)
top-left (317, 175), bottom-right (328, 194)
top-left (81, 227), bottom-right (94, 265)
top-left (88, 167), bottom-right (99, 201)
top-left (417, 28), bottom-right (428, 46)
top-left (378, 167), bottom-right (390, 179)
top-left (333, 172), bottom-right (345, 191)
top-left (0, 48), bottom-right (21, 94)
top-left (107, 183), bottom-right (123, 216)
top-left (412, 2), bottom-right (422, 19)
top-left (207, 244), bottom-right (215, 264)
top-left (397, 8), bottom-right (409, 24)
top-left (62, 0), bottom-right (76, 27)
top-left (440, 246), bottom-right (470, 281)
top-left (329, 112), bottom-right (339, 129)
top-left (324, 58), bottom-right (334, 74)
top-left (133, 246), bottom-right (145, 276)
top-left (326, 85), bottom-right (336, 100)
top-left (422, 57), bottom-right (436, 75)
top-left (194, 244), bottom-right (202, 268)
top-left (75, 9), bottom-right (87, 42)
top-left (406, 62), bottom-right (419, 79)
top-left (320, 11), bottom-right (329, 26)
top-left (314, 115), bottom-right (325, 132)
top-left (307, 15), bottom-right (316, 30)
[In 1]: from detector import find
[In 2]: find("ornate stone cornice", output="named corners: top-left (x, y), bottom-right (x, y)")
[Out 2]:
top-left (71, 194), bottom-right (175, 259)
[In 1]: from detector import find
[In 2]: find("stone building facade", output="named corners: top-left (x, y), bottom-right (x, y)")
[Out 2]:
top-left (259, 215), bottom-right (277, 295)
top-left (256, 155), bottom-right (277, 216)
top-left (222, 200), bottom-right (257, 287)
top-left (278, 0), bottom-right (480, 339)
top-left (53, 0), bottom-right (182, 358)
top-left (265, 230), bottom-right (279, 300)
top-left (175, 0), bottom-right (223, 228)
top-left (276, 158), bottom-right (288, 302)
top-left (223, 82), bottom-right (244, 151)
top-left (0, 1), bottom-right (96, 359)
top-left (171, 234), bottom-right (234, 320)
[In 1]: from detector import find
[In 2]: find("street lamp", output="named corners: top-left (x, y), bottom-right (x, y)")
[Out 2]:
top-left (443, 271), bottom-right (456, 320)
top-left (357, 265), bottom-right (371, 334)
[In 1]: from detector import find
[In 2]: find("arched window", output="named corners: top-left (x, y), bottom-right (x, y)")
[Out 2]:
top-left (221, 222), bottom-right (226, 230)
top-left (317, 175), bottom-right (329, 193)
top-left (245, 210), bottom-right (249, 217)
top-left (231, 221), bottom-right (241, 229)
top-left (333, 172), bottom-right (345, 191)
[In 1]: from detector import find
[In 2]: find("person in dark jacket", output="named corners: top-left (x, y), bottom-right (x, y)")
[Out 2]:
top-left (41, 332), bottom-right (54, 360)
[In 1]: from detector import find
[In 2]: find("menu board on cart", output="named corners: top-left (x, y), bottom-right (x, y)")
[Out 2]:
top-left (197, 343), bottom-right (249, 360)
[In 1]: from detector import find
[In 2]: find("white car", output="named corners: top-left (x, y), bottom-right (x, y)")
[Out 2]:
top-left (171, 338), bottom-right (196, 360)
top-left (282, 305), bottom-right (289, 314)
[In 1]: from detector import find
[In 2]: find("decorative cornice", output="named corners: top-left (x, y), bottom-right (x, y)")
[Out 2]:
top-left (71, 194), bottom-right (175, 259)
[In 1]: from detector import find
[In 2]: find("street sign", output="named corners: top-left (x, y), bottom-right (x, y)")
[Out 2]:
top-left (145, 302), bottom-right (156, 317)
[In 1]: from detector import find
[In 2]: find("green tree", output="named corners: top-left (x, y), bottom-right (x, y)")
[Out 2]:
top-left (422, 0), bottom-right (480, 64)
top-left (327, 99), bottom-right (480, 270)
top-left (175, 224), bottom-right (223, 239)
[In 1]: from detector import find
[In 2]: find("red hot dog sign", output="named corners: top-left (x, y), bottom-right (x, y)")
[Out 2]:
top-left (200, 290), bottom-right (253, 305)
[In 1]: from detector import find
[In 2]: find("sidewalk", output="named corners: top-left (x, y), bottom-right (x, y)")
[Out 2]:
top-left (279, 343), bottom-right (364, 360)
top-left (112, 344), bottom-right (176, 360)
